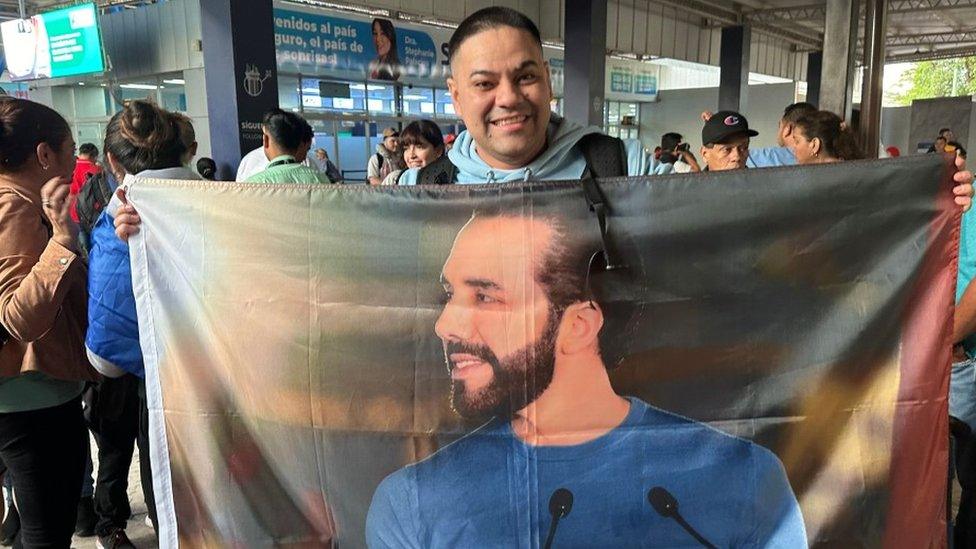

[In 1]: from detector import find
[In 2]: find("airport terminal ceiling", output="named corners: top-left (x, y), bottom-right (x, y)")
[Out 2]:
top-left (11, 0), bottom-right (976, 65)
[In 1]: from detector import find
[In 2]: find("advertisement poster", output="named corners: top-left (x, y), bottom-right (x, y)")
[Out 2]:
top-left (0, 3), bottom-right (103, 81)
top-left (131, 156), bottom-right (957, 548)
top-left (272, 5), bottom-right (656, 102)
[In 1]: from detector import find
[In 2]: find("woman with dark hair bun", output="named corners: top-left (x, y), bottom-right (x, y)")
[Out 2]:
top-left (381, 120), bottom-right (445, 185)
top-left (791, 110), bottom-right (864, 163)
top-left (86, 100), bottom-right (199, 543)
top-left (0, 98), bottom-right (97, 547)
top-left (369, 18), bottom-right (401, 81)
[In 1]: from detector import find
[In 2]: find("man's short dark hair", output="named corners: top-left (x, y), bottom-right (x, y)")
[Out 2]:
top-left (78, 143), bottom-right (98, 157)
top-left (940, 128), bottom-right (952, 136)
top-left (448, 7), bottom-right (542, 63)
top-left (262, 109), bottom-right (313, 153)
top-left (468, 206), bottom-right (635, 368)
top-left (661, 133), bottom-right (682, 151)
top-left (782, 102), bottom-right (816, 124)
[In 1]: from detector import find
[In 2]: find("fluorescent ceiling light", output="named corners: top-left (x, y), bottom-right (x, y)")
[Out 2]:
top-left (163, 79), bottom-right (184, 85)
top-left (120, 83), bottom-right (158, 90)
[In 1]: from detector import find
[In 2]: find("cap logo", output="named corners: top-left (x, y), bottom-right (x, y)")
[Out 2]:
top-left (724, 115), bottom-right (739, 126)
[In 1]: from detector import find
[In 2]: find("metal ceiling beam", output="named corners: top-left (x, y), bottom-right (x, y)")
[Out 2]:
top-left (649, 0), bottom-right (822, 49)
top-left (886, 44), bottom-right (976, 61)
top-left (745, 4), bottom-right (824, 23)
top-left (650, 0), bottom-right (741, 25)
top-left (885, 30), bottom-right (976, 46)
top-left (747, 0), bottom-right (976, 23)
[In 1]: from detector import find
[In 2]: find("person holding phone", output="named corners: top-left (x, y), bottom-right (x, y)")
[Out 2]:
top-left (659, 132), bottom-right (700, 173)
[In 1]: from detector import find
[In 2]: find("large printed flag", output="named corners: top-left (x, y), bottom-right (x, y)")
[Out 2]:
top-left (130, 155), bottom-right (958, 548)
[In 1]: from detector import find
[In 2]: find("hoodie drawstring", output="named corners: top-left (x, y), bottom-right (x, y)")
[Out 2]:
top-left (522, 168), bottom-right (532, 182)
top-left (486, 170), bottom-right (496, 184)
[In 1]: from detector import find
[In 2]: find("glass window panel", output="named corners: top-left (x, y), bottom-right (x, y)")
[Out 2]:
top-left (51, 87), bottom-right (74, 117)
top-left (607, 102), bottom-right (621, 125)
top-left (116, 82), bottom-right (159, 110)
top-left (160, 83), bottom-right (186, 113)
top-left (402, 87), bottom-right (434, 116)
top-left (435, 88), bottom-right (455, 117)
top-left (366, 83), bottom-right (395, 114)
top-left (337, 120), bottom-right (369, 183)
top-left (309, 119), bottom-right (339, 175)
top-left (75, 123), bottom-right (103, 149)
top-left (277, 76), bottom-right (300, 111)
top-left (73, 86), bottom-right (110, 118)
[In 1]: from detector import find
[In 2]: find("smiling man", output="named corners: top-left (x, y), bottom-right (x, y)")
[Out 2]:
top-left (366, 208), bottom-right (807, 548)
top-left (397, 7), bottom-right (643, 185)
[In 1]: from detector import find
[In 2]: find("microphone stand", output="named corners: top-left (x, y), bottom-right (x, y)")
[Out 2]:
top-left (543, 487), bottom-right (573, 549)
top-left (647, 487), bottom-right (717, 549)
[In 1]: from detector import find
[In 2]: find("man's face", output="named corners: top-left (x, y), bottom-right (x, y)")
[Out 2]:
top-left (936, 138), bottom-right (947, 152)
top-left (435, 216), bottom-right (559, 419)
top-left (447, 27), bottom-right (553, 170)
top-left (316, 150), bottom-right (326, 160)
top-left (943, 130), bottom-right (955, 142)
top-left (700, 135), bottom-right (750, 171)
top-left (383, 135), bottom-right (399, 152)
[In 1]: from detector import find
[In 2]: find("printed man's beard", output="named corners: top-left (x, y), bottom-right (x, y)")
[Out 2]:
top-left (445, 310), bottom-right (561, 420)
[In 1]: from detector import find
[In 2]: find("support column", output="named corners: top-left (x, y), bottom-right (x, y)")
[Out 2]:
top-left (201, 0), bottom-right (279, 180)
top-left (820, 0), bottom-right (859, 122)
top-left (564, 0), bottom-right (607, 127)
top-left (859, 0), bottom-right (887, 158)
top-left (806, 51), bottom-right (823, 107)
top-left (719, 26), bottom-right (751, 113)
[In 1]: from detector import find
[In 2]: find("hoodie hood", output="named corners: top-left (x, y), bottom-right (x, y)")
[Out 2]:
top-left (447, 115), bottom-right (603, 183)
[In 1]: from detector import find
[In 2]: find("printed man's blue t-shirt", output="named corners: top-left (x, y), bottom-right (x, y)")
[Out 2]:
top-left (367, 397), bottom-right (806, 548)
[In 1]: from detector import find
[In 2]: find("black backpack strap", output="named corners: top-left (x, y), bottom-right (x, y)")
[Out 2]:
top-left (416, 154), bottom-right (459, 185)
top-left (97, 173), bottom-right (113, 205)
top-left (580, 177), bottom-right (624, 271)
top-left (578, 133), bottom-right (628, 179)
top-left (375, 152), bottom-right (384, 171)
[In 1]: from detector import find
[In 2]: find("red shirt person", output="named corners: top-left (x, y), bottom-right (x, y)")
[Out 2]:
top-left (69, 143), bottom-right (101, 222)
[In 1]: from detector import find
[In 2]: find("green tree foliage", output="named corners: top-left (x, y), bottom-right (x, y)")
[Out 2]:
top-left (888, 57), bottom-right (976, 105)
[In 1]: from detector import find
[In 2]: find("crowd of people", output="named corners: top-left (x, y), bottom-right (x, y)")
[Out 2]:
top-left (0, 5), bottom-right (975, 549)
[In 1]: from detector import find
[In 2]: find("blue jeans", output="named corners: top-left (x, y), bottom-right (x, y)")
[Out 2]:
top-left (951, 358), bottom-right (976, 431)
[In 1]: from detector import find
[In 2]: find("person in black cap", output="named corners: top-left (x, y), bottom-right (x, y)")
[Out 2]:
top-left (700, 110), bottom-right (758, 172)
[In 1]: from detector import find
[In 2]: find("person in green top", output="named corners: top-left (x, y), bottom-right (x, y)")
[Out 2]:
top-left (245, 109), bottom-right (332, 184)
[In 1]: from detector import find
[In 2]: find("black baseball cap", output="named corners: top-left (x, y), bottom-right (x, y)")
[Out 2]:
top-left (702, 111), bottom-right (758, 146)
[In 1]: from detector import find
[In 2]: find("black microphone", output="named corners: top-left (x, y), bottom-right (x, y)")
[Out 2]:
top-left (196, 157), bottom-right (217, 181)
top-left (648, 487), bottom-right (717, 549)
top-left (543, 487), bottom-right (573, 549)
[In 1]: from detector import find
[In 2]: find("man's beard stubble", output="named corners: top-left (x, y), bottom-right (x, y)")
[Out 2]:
top-left (445, 309), bottom-right (561, 421)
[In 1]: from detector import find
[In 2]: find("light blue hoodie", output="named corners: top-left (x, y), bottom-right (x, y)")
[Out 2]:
top-left (398, 116), bottom-right (662, 185)
top-left (747, 146), bottom-right (796, 168)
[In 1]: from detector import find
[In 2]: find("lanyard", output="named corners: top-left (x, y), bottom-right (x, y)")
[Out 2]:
top-left (268, 157), bottom-right (298, 169)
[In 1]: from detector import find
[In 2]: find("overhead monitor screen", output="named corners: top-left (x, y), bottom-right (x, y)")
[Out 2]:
top-left (1, 3), bottom-right (104, 81)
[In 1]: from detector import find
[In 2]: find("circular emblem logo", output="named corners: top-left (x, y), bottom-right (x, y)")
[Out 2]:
top-left (724, 115), bottom-right (740, 126)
